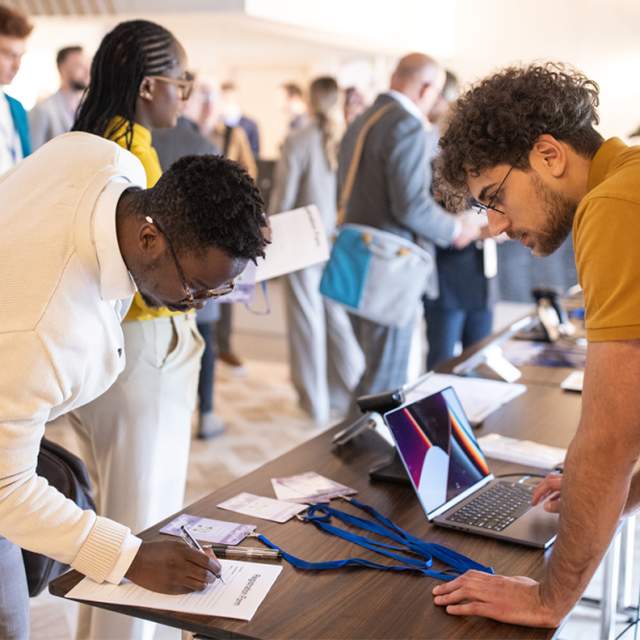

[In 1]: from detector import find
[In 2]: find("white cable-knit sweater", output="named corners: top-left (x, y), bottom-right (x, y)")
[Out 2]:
top-left (0, 133), bottom-right (147, 583)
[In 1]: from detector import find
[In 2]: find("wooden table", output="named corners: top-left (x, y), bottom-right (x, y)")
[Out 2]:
top-left (50, 381), bottom-right (581, 639)
top-left (438, 311), bottom-right (583, 388)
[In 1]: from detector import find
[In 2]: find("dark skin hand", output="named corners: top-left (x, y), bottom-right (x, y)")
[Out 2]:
top-left (125, 540), bottom-right (222, 594)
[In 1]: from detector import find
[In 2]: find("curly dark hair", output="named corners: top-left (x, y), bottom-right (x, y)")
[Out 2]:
top-left (135, 154), bottom-right (268, 261)
top-left (438, 63), bottom-right (604, 201)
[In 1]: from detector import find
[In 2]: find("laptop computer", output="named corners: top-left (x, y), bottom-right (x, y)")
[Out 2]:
top-left (383, 386), bottom-right (558, 548)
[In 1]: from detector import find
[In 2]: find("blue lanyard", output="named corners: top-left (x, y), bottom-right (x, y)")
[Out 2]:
top-left (258, 497), bottom-right (494, 582)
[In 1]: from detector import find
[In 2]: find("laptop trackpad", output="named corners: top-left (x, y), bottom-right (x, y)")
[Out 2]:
top-left (505, 503), bottom-right (559, 547)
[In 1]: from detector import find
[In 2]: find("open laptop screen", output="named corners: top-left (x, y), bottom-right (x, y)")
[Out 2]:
top-left (384, 387), bottom-right (491, 517)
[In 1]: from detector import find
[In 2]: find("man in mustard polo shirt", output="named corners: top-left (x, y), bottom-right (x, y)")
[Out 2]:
top-left (429, 63), bottom-right (640, 627)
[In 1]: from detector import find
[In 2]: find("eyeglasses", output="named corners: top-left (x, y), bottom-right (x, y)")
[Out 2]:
top-left (144, 215), bottom-right (236, 307)
top-left (469, 166), bottom-right (513, 216)
top-left (146, 71), bottom-right (194, 101)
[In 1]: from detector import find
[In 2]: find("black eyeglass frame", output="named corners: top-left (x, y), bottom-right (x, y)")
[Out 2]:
top-left (144, 215), bottom-right (235, 307)
top-left (469, 166), bottom-right (513, 216)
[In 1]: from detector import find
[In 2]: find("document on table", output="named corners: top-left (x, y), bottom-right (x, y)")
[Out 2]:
top-left (254, 205), bottom-right (329, 282)
top-left (477, 433), bottom-right (566, 469)
top-left (404, 373), bottom-right (526, 424)
top-left (66, 559), bottom-right (282, 621)
top-left (217, 492), bottom-right (306, 523)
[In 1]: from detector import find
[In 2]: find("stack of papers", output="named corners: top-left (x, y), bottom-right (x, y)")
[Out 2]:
top-left (66, 559), bottom-right (282, 621)
top-left (405, 373), bottom-right (526, 425)
top-left (271, 472), bottom-right (356, 504)
top-left (477, 433), bottom-right (566, 469)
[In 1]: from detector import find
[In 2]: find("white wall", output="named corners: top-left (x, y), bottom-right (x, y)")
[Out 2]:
top-left (9, 1), bottom-right (640, 158)
top-left (446, 0), bottom-right (640, 138)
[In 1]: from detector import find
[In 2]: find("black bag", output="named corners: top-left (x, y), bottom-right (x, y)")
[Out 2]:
top-left (21, 438), bottom-right (96, 596)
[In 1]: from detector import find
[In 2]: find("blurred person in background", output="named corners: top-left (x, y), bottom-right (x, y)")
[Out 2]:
top-left (338, 53), bottom-right (480, 402)
top-left (423, 71), bottom-right (497, 369)
top-left (72, 20), bottom-right (205, 640)
top-left (220, 80), bottom-right (260, 157)
top-left (29, 45), bottom-right (89, 149)
top-left (202, 83), bottom-right (257, 374)
top-left (0, 4), bottom-right (32, 176)
top-left (153, 85), bottom-right (227, 439)
top-left (270, 76), bottom-right (364, 425)
top-left (280, 81), bottom-right (308, 131)
top-left (343, 85), bottom-right (367, 125)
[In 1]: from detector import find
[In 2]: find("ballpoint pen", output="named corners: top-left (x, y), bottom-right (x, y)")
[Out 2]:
top-left (180, 525), bottom-right (225, 584)
top-left (201, 544), bottom-right (282, 562)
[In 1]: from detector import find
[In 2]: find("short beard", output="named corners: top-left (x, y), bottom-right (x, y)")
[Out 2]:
top-left (530, 174), bottom-right (577, 256)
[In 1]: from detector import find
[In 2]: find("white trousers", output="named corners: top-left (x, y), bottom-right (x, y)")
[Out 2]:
top-left (70, 314), bottom-right (204, 640)
top-left (285, 264), bottom-right (364, 424)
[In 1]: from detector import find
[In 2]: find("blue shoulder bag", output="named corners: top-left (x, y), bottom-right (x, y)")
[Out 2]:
top-left (320, 104), bottom-right (434, 328)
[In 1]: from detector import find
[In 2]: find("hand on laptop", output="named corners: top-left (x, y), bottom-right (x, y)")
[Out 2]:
top-left (432, 571), bottom-right (562, 627)
top-left (531, 473), bottom-right (562, 514)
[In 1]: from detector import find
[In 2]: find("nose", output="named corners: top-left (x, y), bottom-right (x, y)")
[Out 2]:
top-left (487, 210), bottom-right (511, 237)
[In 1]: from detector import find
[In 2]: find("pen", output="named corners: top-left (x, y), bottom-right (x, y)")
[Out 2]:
top-left (202, 544), bottom-right (282, 562)
top-left (180, 525), bottom-right (225, 584)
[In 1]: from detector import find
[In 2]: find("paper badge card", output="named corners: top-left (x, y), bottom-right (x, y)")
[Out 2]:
top-left (160, 514), bottom-right (256, 545)
top-left (271, 472), bottom-right (357, 504)
top-left (217, 492), bottom-right (307, 523)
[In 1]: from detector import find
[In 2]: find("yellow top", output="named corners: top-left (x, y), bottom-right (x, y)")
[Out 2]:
top-left (106, 117), bottom-right (182, 321)
top-left (574, 137), bottom-right (640, 341)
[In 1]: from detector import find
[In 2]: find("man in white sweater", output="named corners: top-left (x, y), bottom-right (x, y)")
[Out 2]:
top-left (0, 132), bottom-right (269, 639)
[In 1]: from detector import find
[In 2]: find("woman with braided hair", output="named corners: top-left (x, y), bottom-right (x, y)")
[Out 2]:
top-left (269, 77), bottom-right (364, 425)
top-left (72, 20), bottom-right (206, 640)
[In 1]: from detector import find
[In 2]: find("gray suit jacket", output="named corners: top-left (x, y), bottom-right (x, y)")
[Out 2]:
top-left (338, 93), bottom-right (457, 297)
top-left (152, 116), bottom-right (219, 171)
top-left (29, 91), bottom-right (75, 150)
top-left (269, 120), bottom-right (337, 235)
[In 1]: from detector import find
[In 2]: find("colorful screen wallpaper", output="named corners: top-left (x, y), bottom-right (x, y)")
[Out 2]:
top-left (385, 387), bottom-right (490, 515)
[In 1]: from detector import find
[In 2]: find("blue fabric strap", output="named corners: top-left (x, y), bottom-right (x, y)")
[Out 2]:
top-left (257, 497), bottom-right (493, 582)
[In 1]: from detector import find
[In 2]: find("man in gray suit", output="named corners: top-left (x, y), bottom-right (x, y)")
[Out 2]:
top-left (338, 53), bottom-right (479, 400)
top-left (29, 46), bottom-right (89, 149)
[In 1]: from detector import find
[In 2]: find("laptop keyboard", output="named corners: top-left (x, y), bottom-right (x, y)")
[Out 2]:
top-left (445, 481), bottom-right (534, 532)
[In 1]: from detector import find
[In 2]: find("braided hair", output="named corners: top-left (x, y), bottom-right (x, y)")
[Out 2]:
top-left (73, 20), bottom-right (178, 149)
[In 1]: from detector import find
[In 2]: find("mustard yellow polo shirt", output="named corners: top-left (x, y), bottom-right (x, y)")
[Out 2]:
top-left (574, 137), bottom-right (640, 341)
top-left (106, 118), bottom-right (182, 321)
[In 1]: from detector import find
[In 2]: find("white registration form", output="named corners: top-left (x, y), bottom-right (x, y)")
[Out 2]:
top-left (66, 559), bottom-right (282, 621)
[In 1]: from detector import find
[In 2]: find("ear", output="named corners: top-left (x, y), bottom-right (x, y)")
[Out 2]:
top-left (139, 77), bottom-right (155, 101)
top-left (418, 82), bottom-right (432, 100)
top-left (530, 134), bottom-right (567, 178)
top-left (138, 217), bottom-right (164, 258)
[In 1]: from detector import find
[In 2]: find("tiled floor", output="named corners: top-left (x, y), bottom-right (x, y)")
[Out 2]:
top-left (28, 289), bottom-right (640, 639)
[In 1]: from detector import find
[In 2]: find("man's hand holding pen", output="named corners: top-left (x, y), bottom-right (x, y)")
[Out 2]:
top-left (125, 538), bottom-right (222, 595)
